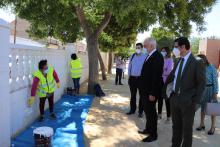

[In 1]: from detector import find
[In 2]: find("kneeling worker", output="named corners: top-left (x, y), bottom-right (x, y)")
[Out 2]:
top-left (28, 60), bottom-right (60, 121)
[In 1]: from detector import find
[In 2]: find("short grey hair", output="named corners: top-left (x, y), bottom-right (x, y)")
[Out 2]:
top-left (144, 37), bottom-right (157, 49)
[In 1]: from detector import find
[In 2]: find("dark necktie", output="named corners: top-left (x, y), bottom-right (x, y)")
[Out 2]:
top-left (175, 58), bottom-right (184, 93)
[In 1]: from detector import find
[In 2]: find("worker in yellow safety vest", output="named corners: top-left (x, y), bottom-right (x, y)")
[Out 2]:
top-left (28, 60), bottom-right (60, 122)
top-left (70, 53), bottom-right (83, 94)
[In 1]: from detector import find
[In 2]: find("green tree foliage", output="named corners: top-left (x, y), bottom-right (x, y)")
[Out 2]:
top-left (116, 47), bottom-right (134, 59)
top-left (99, 16), bottom-right (137, 52)
top-left (98, 16), bottom-right (137, 74)
top-left (151, 27), bottom-right (175, 50)
top-left (1, 0), bottom-right (216, 93)
top-left (190, 37), bottom-right (201, 54)
top-left (151, 27), bottom-right (175, 41)
top-left (157, 0), bottom-right (217, 36)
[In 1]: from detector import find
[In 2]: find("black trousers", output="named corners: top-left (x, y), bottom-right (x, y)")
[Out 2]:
top-left (115, 68), bottom-right (123, 84)
top-left (128, 76), bottom-right (143, 114)
top-left (140, 92), bottom-right (158, 138)
top-left (39, 93), bottom-right (54, 115)
top-left (171, 98), bottom-right (195, 147)
top-left (158, 97), bottom-right (171, 117)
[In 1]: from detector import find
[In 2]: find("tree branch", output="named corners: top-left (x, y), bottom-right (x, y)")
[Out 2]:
top-left (75, 6), bottom-right (92, 36)
top-left (95, 12), bottom-right (112, 36)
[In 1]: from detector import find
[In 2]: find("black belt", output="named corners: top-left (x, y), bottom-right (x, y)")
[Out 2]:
top-left (206, 84), bottom-right (213, 87)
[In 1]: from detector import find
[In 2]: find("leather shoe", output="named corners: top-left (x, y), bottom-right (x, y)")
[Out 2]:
top-left (126, 111), bottom-right (135, 115)
top-left (208, 128), bottom-right (215, 135)
top-left (138, 113), bottom-right (143, 118)
top-left (142, 136), bottom-right (157, 142)
top-left (138, 130), bottom-right (149, 135)
top-left (196, 126), bottom-right (205, 131)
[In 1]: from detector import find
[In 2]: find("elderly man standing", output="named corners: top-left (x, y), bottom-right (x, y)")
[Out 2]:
top-left (126, 43), bottom-right (147, 117)
top-left (138, 38), bottom-right (164, 142)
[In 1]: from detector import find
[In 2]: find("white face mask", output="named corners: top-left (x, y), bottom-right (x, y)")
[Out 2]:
top-left (136, 49), bottom-right (141, 54)
top-left (43, 68), bottom-right (49, 74)
top-left (143, 48), bottom-right (148, 55)
top-left (172, 47), bottom-right (180, 57)
top-left (161, 51), bottom-right (167, 57)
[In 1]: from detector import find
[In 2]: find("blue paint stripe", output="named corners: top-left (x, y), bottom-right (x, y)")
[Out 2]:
top-left (11, 95), bottom-right (94, 147)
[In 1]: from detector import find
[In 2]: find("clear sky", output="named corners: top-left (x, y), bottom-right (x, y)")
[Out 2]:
top-left (1, 1), bottom-right (220, 42)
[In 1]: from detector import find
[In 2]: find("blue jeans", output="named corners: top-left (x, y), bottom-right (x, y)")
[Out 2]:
top-left (72, 78), bottom-right (80, 89)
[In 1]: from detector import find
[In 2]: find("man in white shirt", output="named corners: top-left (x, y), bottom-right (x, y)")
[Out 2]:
top-left (165, 37), bottom-right (205, 147)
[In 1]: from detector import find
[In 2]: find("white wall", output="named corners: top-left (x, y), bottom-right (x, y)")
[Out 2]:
top-left (8, 43), bottom-right (90, 138)
top-left (65, 43), bottom-right (89, 88)
top-left (9, 44), bottom-right (69, 137)
top-left (0, 19), bottom-right (11, 147)
top-left (0, 18), bottom-right (108, 146)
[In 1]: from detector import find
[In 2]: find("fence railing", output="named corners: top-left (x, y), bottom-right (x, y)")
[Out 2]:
top-left (0, 18), bottom-right (91, 146)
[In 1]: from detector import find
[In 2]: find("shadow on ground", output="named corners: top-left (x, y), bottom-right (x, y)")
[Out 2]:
top-left (84, 74), bottom-right (220, 147)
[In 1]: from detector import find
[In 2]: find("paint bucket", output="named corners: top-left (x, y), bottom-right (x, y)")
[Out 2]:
top-left (33, 126), bottom-right (53, 147)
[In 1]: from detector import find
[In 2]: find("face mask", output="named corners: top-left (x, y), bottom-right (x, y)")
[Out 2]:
top-left (136, 49), bottom-right (141, 54)
top-left (43, 68), bottom-right (49, 74)
top-left (143, 48), bottom-right (148, 55)
top-left (161, 51), bottom-right (167, 57)
top-left (172, 47), bottom-right (180, 58)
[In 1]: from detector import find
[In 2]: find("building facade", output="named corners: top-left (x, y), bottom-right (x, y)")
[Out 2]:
top-left (199, 39), bottom-right (220, 68)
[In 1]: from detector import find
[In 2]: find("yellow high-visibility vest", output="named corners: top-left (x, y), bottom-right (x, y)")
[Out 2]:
top-left (33, 66), bottom-right (56, 98)
top-left (70, 58), bottom-right (83, 78)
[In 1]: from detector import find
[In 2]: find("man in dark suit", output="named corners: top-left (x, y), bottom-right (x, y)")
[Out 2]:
top-left (138, 38), bottom-right (164, 142)
top-left (165, 37), bottom-right (205, 147)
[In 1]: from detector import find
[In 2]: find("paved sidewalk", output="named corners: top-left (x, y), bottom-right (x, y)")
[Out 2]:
top-left (84, 75), bottom-right (220, 147)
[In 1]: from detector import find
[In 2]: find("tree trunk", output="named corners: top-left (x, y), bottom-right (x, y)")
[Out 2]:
top-left (97, 50), bottom-right (107, 80)
top-left (75, 6), bottom-right (112, 94)
top-left (107, 51), bottom-right (113, 74)
top-left (86, 36), bottom-right (99, 94)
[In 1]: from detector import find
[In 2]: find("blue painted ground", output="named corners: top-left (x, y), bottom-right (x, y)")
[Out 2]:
top-left (11, 95), bottom-right (93, 147)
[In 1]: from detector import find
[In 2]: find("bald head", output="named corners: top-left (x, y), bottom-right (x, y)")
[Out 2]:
top-left (144, 37), bottom-right (157, 53)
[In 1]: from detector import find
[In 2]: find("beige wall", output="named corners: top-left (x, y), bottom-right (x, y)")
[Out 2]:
top-left (10, 18), bottom-right (30, 39)
top-left (206, 40), bottom-right (220, 68)
top-left (78, 53), bottom-right (89, 83)
top-left (199, 39), bottom-right (207, 55)
top-left (199, 39), bottom-right (220, 68)
top-left (100, 52), bottom-right (109, 70)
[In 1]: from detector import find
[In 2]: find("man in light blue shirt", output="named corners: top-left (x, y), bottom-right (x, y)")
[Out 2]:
top-left (127, 43), bottom-right (147, 117)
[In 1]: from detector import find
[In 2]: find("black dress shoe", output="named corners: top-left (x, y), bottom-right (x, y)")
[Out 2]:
top-left (126, 111), bottom-right (135, 115)
top-left (39, 115), bottom-right (45, 122)
top-left (142, 136), bottom-right (157, 142)
top-left (138, 130), bottom-right (149, 135)
top-left (138, 113), bottom-right (143, 118)
top-left (119, 83), bottom-right (123, 85)
top-left (208, 128), bottom-right (215, 135)
top-left (196, 126), bottom-right (205, 131)
top-left (49, 113), bottom-right (57, 119)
